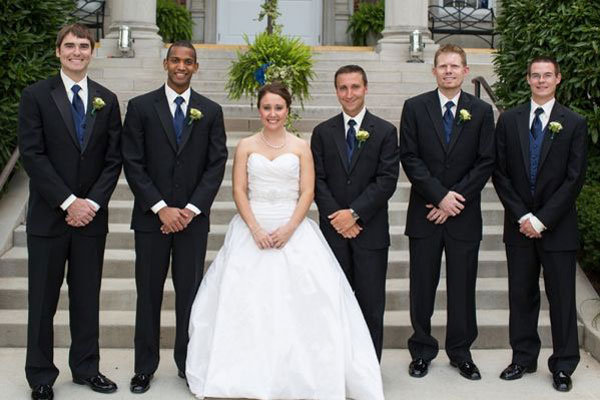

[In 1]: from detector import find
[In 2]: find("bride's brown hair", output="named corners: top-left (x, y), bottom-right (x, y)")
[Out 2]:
top-left (257, 81), bottom-right (292, 109)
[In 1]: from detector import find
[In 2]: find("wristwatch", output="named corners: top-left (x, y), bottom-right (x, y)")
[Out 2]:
top-left (350, 208), bottom-right (360, 221)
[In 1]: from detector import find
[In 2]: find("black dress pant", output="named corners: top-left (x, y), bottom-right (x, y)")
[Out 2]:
top-left (330, 242), bottom-right (388, 361)
top-left (407, 228), bottom-right (479, 363)
top-left (506, 243), bottom-right (580, 374)
top-left (25, 231), bottom-right (106, 387)
top-left (133, 227), bottom-right (207, 374)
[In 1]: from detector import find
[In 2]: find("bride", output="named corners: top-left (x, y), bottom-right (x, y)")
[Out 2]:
top-left (185, 82), bottom-right (384, 400)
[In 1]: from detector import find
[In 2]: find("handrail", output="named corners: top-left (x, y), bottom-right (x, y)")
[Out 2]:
top-left (0, 147), bottom-right (20, 193)
top-left (472, 76), bottom-right (504, 113)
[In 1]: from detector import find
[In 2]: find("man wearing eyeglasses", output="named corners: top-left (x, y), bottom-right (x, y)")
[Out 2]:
top-left (493, 56), bottom-right (587, 392)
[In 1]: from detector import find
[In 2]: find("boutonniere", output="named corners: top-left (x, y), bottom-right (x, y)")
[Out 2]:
top-left (188, 108), bottom-right (203, 125)
top-left (458, 109), bottom-right (471, 123)
top-left (356, 129), bottom-right (370, 148)
top-left (548, 121), bottom-right (563, 139)
top-left (91, 97), bottom-right (105, 115)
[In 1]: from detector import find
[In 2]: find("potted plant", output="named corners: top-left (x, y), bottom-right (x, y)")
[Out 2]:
top-left (347, 0), bottom-right (385, 46)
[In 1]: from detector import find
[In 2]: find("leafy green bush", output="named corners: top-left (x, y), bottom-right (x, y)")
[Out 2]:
top-left (577, 184), bottom-right (600, 272)
top-left (156, 0), bottom-right (193, 43)
top-left (347, 1), bottom-right (385, 46)
top-left (0, 0), bottom-right (74, 172)
top-left (493, 0), bottom-right (600, 143)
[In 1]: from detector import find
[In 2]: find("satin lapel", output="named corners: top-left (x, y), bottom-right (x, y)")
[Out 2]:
top-left (331, 113), bottom-right (350, 173)
top-left (538, 102), bottom-right (564, 171)
top-left (517, 104), bottom-right (531, 180)
top-left (154, 89), bottom-right (178, 153)
top-left (81, 80), bottom-right (99, 152)
top-left (447, 92), bottom-right (471, 155)
top-left (177, 90), bottom-right (199, 155)
top-left (50, 77), bottom-right (80, 150)
top-left (425, 92), bottom-right (447, 152)
top-left (348, 110), bottom-right (374, 174)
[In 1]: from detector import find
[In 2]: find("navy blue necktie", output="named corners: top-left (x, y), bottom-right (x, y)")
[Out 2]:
top-left (173, 96), bottom-right (185, 145)
top-left (71, 84), bottom-right (85, 146)
top-left (443, 100), bottom-right (455, 144)
top-left (531, 107), bottom-right (544, 140)
top-left (346, 119), bottom-right (357, 163)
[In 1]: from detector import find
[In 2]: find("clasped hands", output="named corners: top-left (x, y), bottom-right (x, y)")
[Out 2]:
top-left (329, 209), bottom-right (362, 239)
top-left (251, 223), bottom-right (295, 249)
top-left (158, 207), bottom-right (195, 234)
top-left (425, 190), bottom-right (465, 225)
top-left (519, 218), bottom-right (542, 239)
top-left (65, 198), bottom-right (97, 227)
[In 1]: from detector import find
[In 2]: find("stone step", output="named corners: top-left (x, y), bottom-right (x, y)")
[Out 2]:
top-left (13, 221), bottom-right (504, 252)
top-left (105, 201), bottom-right (506, 225)
top-left (0, 308), bottom-right (576, 349)
top-left (0, 248), bottom-right (509, 279)
top-left (0, 277), bottom-right (547, 312)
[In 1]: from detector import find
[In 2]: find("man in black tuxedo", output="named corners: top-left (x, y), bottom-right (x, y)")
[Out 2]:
top-left (18, 24), bottom-right (121, 399)
top-left (400, 44), bottom-right (495, 380)
top-left (122, 41), bottom-right (227, 393)
top-left (493, 56), bottom-right (586, 392)
top-left (311, 65), bottom-right (400, 360)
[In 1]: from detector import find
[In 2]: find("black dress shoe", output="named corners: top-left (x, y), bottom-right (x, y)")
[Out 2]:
top-left (31, 385), bottom-right (53, 400)
top-left (178, 369), bottom-right (186, 379)
top-left (408, 358), bottom-right (429, 378)
top-left (499, 363), bottom-right (537, 380)
top-left (73, 373), bottom-right (118, 393)
top-left (450, 360), bottom-right (481, 380)
top-left (130, 373), bottom-right (153, 394)
top-left (552, 371), bottom-right (572, 392)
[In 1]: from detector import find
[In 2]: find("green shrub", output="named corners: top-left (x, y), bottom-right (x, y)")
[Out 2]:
top-left (493, 0), bottom-right (600, 144)
top-left (156, 0), bottom-right (193, 43)
top-left (577, 184), bottom-right (600, 272)
top-left (347, 1), bottom-right (385, 46)
top-left (0, 0), bottom-right (74, 172)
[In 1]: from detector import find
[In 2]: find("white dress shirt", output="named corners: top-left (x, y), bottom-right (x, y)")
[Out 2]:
top-left (342, 106), bottom-right (367, 138)
top-left (438, 90), bottom-right (461, 118)
top-left (150, 84), bottom-right (201, 216)
top-left (59, 69), bottom-right (100, 212)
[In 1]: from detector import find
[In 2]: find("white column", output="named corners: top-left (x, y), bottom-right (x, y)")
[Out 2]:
top-left (376, 0), bottom-right (438, 61)
top-left (97, 0), bottom-right (163, 57)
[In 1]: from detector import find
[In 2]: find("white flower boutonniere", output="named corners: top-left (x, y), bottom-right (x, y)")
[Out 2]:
top-left (91, 97), bottom-right (105, 115)
top-left (188, 108), bottom-right (203, 126)
top-left (548, 121), bottom-right (563, 139)
top-left (458, 109), bottom-right (471, 123)
top-left (356, 129), bottom-right (370, 148)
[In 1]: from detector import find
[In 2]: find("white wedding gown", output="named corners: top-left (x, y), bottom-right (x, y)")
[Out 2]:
top-left (186, 152), bottom-right (384, 400)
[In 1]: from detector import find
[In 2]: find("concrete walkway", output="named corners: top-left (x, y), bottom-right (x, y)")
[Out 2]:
top-left (2, 349), bottom-right (599, 400)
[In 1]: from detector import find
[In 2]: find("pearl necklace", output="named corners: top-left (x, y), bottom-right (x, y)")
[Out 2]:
top-left (260, 129), bottom-right (287, 149)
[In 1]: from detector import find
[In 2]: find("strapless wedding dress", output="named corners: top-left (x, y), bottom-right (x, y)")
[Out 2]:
top-left (186, 152), bottom-right (384, 400)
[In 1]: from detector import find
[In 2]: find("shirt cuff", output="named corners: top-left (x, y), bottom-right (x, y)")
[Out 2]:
top-left (60, 194), bottom-right (77, 211)
top-left (518, 212), bottom-right (533, 224)
top-left (185, 203), bottom-right (201, 216)
top-left (151, 200), bottom-right (167, 214)
top-left (85, 198), bottom-right (100, 212)
top-left (529, 215), bottom-right (546, 233)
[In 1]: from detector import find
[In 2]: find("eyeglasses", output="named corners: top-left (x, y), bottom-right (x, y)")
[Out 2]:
top-left (529, 73), bottom-right (556, 81)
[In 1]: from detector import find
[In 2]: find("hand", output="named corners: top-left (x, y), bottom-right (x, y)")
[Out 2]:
top-left (426, 204), bottom-right (449, 225)
top-left (340, 223), bottom-right (362, 239)
top-left (438, 191), bottom-right (465, 217)
top-left (180, 208), bottom-right (196, 227)
top-left (250, 226), bottom-right (273, 249)
top-left (270, 223), bottom-right (296, 249)
top-left (158, 207), bottom-right (187, 234)
top-left (519, 219), bottom-right (542, 239)
top-left (328, 209), bottom-right (356, 233)
top-left (66, 198), bottom-right (96, 227)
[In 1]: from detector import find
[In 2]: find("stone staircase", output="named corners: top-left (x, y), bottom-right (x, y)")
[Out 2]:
top-left (0, 47), bottom-right (582, 349)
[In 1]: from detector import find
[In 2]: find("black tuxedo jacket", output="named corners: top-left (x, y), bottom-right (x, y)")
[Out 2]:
top-left (492, 101), bottom-right (587, 251)
top-left (400, 89), bottom-right (495, 241)
top-left (18, 75), bottom-right (122, 237)
top-left (122, 86), bottom-right (227, 233)
top-left (311, 110), bottom-right (400, 249)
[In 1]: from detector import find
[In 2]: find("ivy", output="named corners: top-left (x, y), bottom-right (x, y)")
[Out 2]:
top-left (156, 0), bottom-right (193, 43)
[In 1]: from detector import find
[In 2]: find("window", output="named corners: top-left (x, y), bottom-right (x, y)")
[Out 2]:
top-left (442, 0), bottom-right (493, 9)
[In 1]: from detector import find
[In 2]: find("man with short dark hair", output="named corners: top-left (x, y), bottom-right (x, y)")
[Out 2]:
top-left (493, 56), bottom-right (586, 392)
top-left (400, 43), bottom-right (495, 380)
top-left (18, 23), bottom-right (122, 399)
top-left (122, 40), bottom-right (227, 393)
top-left (311, 64), bottom-right (400, 360)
